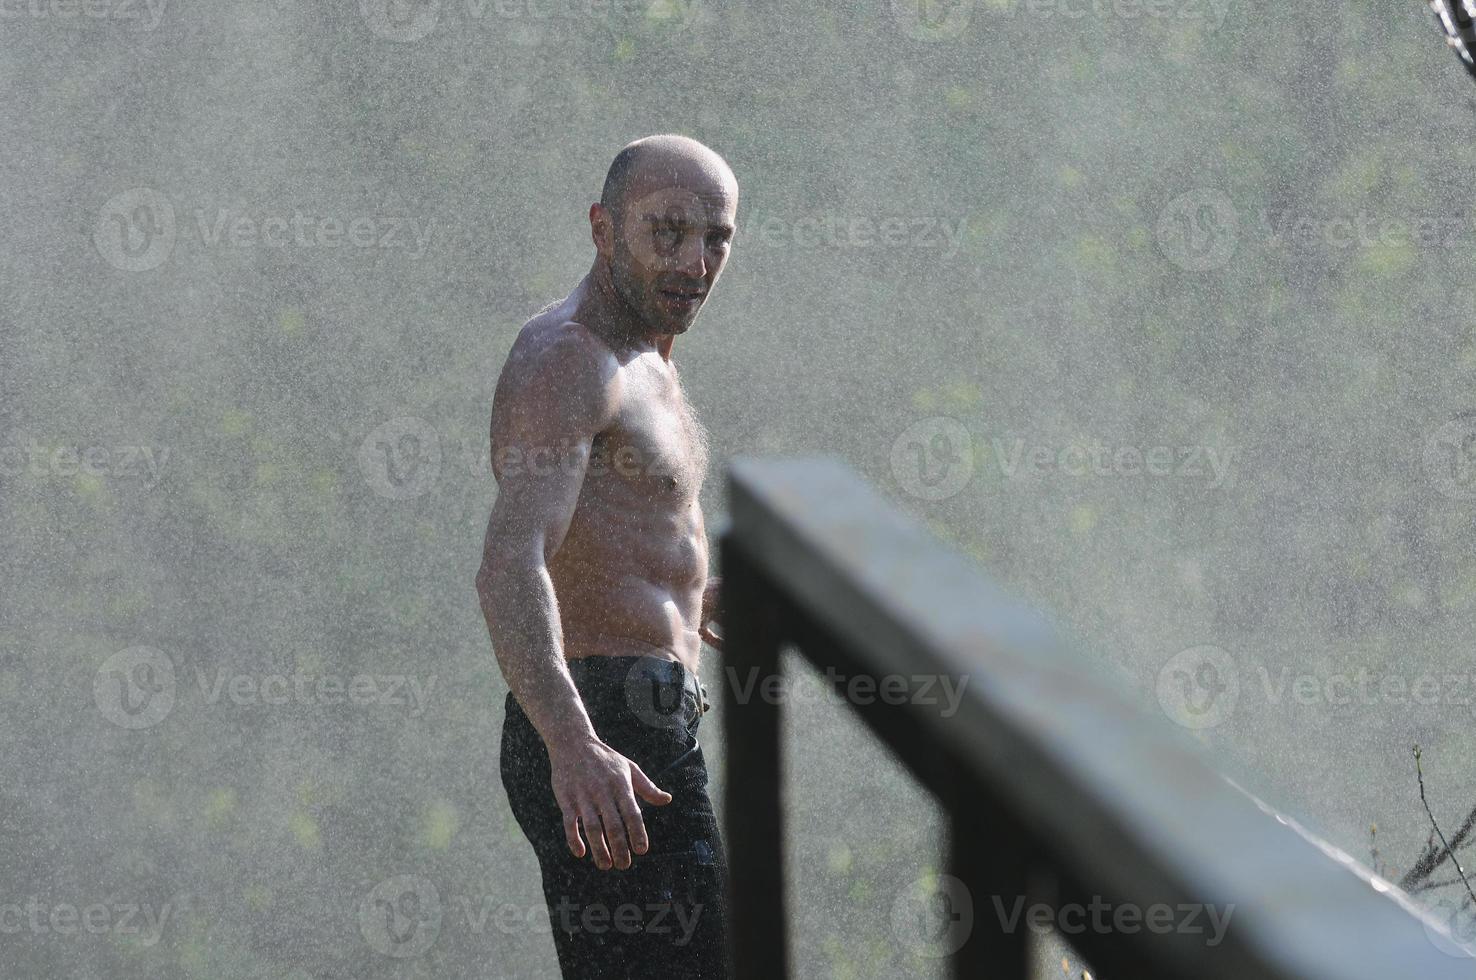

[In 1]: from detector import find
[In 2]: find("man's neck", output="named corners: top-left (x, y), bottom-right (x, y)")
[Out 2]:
top-left (578, 266), bottom-right (675, 361)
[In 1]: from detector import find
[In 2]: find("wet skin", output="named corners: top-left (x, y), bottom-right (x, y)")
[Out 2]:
top-left (476, 142), bottom-right (737, 873)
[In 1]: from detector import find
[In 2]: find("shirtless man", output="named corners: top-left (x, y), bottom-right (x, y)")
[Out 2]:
top-left (475, 135), bottom-right (737, 979)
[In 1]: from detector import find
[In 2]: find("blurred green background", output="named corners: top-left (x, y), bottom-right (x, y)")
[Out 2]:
top-left (5, 1), bottom-right (1476, 976)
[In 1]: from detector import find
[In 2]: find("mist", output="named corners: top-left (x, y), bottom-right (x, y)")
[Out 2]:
top-left (5, 2), bottom-right (1476, 976)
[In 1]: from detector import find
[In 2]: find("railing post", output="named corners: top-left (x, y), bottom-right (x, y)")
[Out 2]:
top-left (721, 537), bottom-right (790, 980)
top-left (951, 787), bottom-right (1030, 979)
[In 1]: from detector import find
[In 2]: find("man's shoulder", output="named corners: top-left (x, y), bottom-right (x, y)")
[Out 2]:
top-left (498, 309), bottom-right (608, 380)
top-left (514, 308), bottom-right (615, 366)
top-left (498, 313), bottom-right (623, 420)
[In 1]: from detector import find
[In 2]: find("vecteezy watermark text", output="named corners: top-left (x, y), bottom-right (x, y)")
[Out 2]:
top-left (1157, 645), bottom-right (1476, 729)
top-left (356, 417), bottom-right (703, 501)
top-left (355, 0), bottom-right (701, 43)
top-left (0, 439), bottom-right (169, 487)
top-left (735, 211), bottom-right (969, 259)
top-left (991, 894), bottom-right (1234, 945)
top-left (991, 438), bottom-right (1236, 487)
top-left (0, 0), bottom-right (167, 30)
top-left (0, 897), bottom-right (173, 945)
top-left (192, 668), bottom-right (435, 715)
top-left (359, 875), bottom-right (704, 958)
top-left (1157, 188), bottom-right (1476, 272)
top-left (889, 417), bottom-right (1238, 501)
top-left (94, 647), bottom-right (436, 729)
top-left (887, 873), bottom-right (1234, 960)
top-left (94, 188), bottom-right (438, 272)
top-left (889, 0), bottom-right (1235, 43)
top-left (725, 665), bottom-right (968, 716)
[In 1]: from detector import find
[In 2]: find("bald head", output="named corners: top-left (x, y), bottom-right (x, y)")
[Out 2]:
top-left (589, 134), bottom-right (738, 337)
top-left (599, 134), bottom-right (737, 216)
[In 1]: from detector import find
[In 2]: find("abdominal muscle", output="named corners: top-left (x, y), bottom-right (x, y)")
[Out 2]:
top-left (548, 483), bottom-right (708, 672)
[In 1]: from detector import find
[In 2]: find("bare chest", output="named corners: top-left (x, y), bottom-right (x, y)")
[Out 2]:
top-left (589, 364), bottom-right (709, 501)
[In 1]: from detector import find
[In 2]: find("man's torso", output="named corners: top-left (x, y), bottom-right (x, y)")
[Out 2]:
top-left (489, 296), bottom-right (710, 672)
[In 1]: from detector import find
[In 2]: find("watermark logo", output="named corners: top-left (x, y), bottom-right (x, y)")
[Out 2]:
top-left (989, 0), bottom-right (1233, 30)
top-left (1422, 896), bottom-right (1476, 958)
top-left (1258, 209), bottom-right (1475, 252)
top-left (890, 0), bottom-right (1234, 41)
top-left (1156, 645), bottom-right (1237, 729)
top-left (623, 659), bottom-right (694, 730)
top-left (94, 189), bottom-right (437, 271)
top-left (622, 185), bottom-right (716, 277)
top-left (359, 0), bottom-right (440, 41)
top-left (890, 419), bottom-right (1237, 501)
top-left (94, 647), bottom-right (176, 729)
top-left (890, 0), bottom-right (975, 41)
top-left (1424, 415), bottom-right (1476, 500)
top-left (891, 416), bottom-right (974, 501)
top-left (354, 421), bottom-right (710, 499)
top-left (1157, 187), bottom-right (1476, 270)
top-left (0, 897), bottom-right (175, 944)
top-left (736, 211), bottom-right (968, 257)
top-left (0, 0), bottom-right (169, 31)
top-left (726, 666), bottom-right (969, 717)
top-left (0, 440), bottom-right (169, 487)
top-left (1157, 189), bottom-right (1238, 272)
top-left (1256, 667), bottom-right (1476, 716)
top-left (357, 885), bottom-right (706, 948)
top-left (356, 0), bottom-right (700, 44)
top-left (94, 650), bottom-right (434, 726)
top-left (891, 873), bottom-right (973, 958)
top-left (192, 667), bottom-right (435, 716)
top-left (991, 438), bottom-right (1236, 489)
top-left (360, 875), bottom-right (442, 958)
top-left (992, 893), bottom-right (1234, 944)
top-left (1158, 652), bottom-right (1476, 726)
top-left (94, 188), bottom-right (176, 272)
top-left (359, 417), bottom-right (442, 500)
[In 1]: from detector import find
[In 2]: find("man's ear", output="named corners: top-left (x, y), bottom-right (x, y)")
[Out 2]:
top-left (590, 202), bottom-right (614, 258)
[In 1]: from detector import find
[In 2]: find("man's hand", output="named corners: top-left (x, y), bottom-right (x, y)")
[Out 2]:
top-left (547, 736), bottom-right (672, 870)
top-left (698, 575), bottom-right (723, 650)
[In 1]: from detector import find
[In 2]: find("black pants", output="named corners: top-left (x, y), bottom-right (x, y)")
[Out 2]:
top-left (500, 655), bottom-right (730, 979)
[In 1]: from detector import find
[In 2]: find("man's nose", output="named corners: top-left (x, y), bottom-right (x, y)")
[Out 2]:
top-left (674, 233), bottom-right (707, 278)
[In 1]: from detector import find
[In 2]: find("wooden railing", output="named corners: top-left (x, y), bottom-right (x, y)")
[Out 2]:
top-left (720, 457), bottom-right (1474, 979)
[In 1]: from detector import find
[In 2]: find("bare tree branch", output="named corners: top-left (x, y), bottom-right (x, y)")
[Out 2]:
top-left (1399, 745), bottom-right (1476, 913)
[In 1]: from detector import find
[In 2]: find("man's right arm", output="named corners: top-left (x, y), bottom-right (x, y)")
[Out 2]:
top-left (473, 324), bottom-right (670, 872)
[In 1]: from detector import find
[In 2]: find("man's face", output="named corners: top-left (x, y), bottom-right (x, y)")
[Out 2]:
top-left (607, 181), bottom-right (736, 335)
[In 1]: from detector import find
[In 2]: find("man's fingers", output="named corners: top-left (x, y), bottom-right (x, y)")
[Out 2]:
top-left (615, 791), bottom-right (650, 855)
top-left (578, 805), bottom-right (613, 870)
top-left (562, 810), bottom-right (586, 859)
top-left (599, 792), bottom-right (634, 869)
top-left (628, 761), bottom-right (673, 806)
top-left (699, 624), bottom-right (724, 651)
